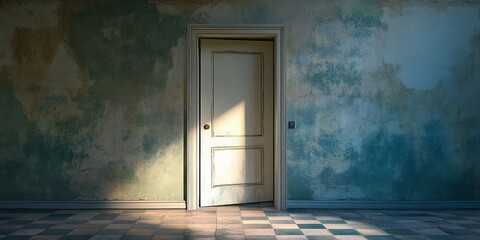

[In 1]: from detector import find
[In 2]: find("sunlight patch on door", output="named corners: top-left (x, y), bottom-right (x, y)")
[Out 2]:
top-left (212, 52), bottom-right (264, 137)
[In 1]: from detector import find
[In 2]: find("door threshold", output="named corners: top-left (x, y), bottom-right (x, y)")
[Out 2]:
top-left (198, 201), bottom-right (274, 209)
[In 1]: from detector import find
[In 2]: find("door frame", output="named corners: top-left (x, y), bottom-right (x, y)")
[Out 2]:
top-left (186, 25), bottom-right (286, 210)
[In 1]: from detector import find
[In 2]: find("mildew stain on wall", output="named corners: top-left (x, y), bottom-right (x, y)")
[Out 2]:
top-left (0, 0), bottom-right (194, 200)
top-left (287, 0), bottom-right (480, 201)
top-left (0, 0), bottom-right (479, 201)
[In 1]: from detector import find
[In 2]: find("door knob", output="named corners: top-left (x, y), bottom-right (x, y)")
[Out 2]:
top-left (203, 124), bottom-right (210, 130)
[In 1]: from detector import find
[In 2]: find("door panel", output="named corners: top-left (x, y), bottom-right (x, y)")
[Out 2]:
top-left (200, 39), bottom-right (273, 207)
top-left (212, 52), bottom-right (263, 136)
top-left (212, 147), bottom-right (263, 187)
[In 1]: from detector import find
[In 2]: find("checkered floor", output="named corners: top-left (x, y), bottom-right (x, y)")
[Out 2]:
top-left (1, 202), bottom-right (480, 239)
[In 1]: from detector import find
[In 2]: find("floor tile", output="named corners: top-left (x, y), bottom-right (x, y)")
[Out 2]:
top-left (440, 228), bottom-right (478, 235)
top-left (364, 236), bottom-right (397, 240)
top-left (243, 224), bottom-right (272, 229)
top-left (9, 220), bottom-right (33, 225)
top-left (186, 228), bottom-right (216, 236)
top-left (41, 214), bottom-right (73, 221)
top-left (271, 224), bottom-right (299, 229)
top-left (217, 224), bottom-right (243, 229)
top-left (301, 229), bottom-right (333, 236)
top-left (50, 224), bottom-right (82, 230)
top-left (105, 224), bottom-right (133, 230)
top-left (27, 223), bottom-right (55, 229)
top-left (0, 236), bottom-right (32, 240)
top-left (244, 236), bottom-right (275, 240)
top-left (383, 229), bottom-right (420, 235)
top-left (0, 225), bottom-right (23, 230)
top-left (93, 214), bottom-right (119, 220)
top-left (97, 229), bottom-right (129, 235)
top-left (269, 220), bottom-right (295, 224)
top-left (121, 236), bottom-right (152, 240)
top-left (274, 229), bottom-right (304, 235)
top-left (321, 220), bottom-right (347, 224)
top-left (276, 236), bottom-right (308, 239)
top-left (334, 236), bottom-right (367, 240)
top-left (153, 235), bottom-right (187, 240)
top-left (217, 219), bottom-right (242, 224)
top-left (63, 236), bottom-right (92, 240)
top-left (29, 236), bottom-right (63, 240)
top-left (298, 224), bottom-right (325, 229)
top-left (242, 220), bottom-right (270, 224)
top-left (0, 230), bottom-right (17, 236)
top-left (215, 235), bottom-right (245, 240)
top-left (414, 228), bottom-right (449, 235)
top-left (243, 229), bottom-right (275, 235)
top-left (323, 224), bottom-right (353, 229)
top-left (67, 228), bottom-right (100, 236)
top-left (0, 205), bottom-right (478, 240)
top-left (187, 224), bottom-right (216, 229)
top-left (356, 229), bottom-right (388, 235)
top-left (328, 229), bottom-right (361, 235)
top-left (10, 229), bottom-right (44, 236)
top-left (126, 229), bottom-right (156, 236)
top-left (216, 229), bottom-right (244, 235)
top-left (153, 228), bottom-right (186, 235)
top-left (394, 236), bottom-right (430, 240)
top-left (306, 236), bottom-right (336, 240)
top-left (267, 216), bottom-right (292, 221)
top-left (38, 229), bottom-right (72, 235)
top-left (294, 220), bottom-right (321, 224)
top-left (89, 235), bottom-right (122, 240)
top-left (242, 217), bottom-right (268, 220)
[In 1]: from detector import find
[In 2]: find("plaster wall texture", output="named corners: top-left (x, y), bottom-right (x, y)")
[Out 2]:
top-left (0, 0), bottom-right (478, 201)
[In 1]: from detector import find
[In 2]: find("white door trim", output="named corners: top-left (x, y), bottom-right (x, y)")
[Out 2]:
top-left (186, 24), bottom-right (286, 210)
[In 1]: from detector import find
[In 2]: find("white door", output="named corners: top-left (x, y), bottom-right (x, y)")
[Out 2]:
top-left (200, 39), bottom-right (274, 207)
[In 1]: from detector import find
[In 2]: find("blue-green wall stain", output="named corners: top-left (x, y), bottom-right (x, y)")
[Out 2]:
top-left (143, 133), bottom-right (159, 159)
top-left (307, 62), bottom-right (361, 95)
top-left (101, 161), bottom-right (138, 183)
top-left (241, 5), bottom-right (272, 24)
top-left (0, 83), bottom-right (78, 200)
top-left (343, 0), bottom-right (384, 38)
top-left (39, 96), bottom-right (68, 110)
top-left (205, 5), bottom-right (275, 24)
top-left (287, 2), bottom-right (480, 201)
top-left (287, 165), bottom-right (314, 200)
top-left (304, 122), bottom-right (476, 200)
top-left (68, 0), bottom-right (190, 95)
top-left (0, 0), bottom-right (192, 200)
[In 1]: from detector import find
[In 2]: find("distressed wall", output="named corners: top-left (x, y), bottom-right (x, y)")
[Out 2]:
top-left (0, 0), bottom-right (190, 200)
top-left (0, 0), bottom-right (479, 201)
top-left (286, 1), bottom-right (480, 201)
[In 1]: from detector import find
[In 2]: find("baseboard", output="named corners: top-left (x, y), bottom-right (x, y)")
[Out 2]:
top-left (287, 200), bottom-right (480, 209)
top-left (0, 201), bottom-right (186, 209)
